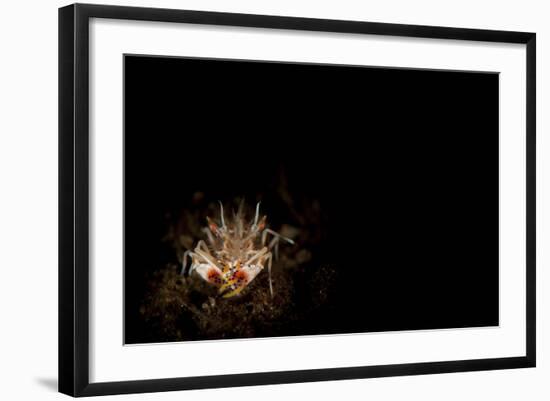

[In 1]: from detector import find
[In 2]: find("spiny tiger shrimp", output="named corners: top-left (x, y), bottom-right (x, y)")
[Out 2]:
top-left (180, 202), bottom-right (295, 298)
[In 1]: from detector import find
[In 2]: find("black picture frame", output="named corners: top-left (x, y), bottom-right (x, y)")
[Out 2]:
top-left (59, 3), bottom-right (536, 397)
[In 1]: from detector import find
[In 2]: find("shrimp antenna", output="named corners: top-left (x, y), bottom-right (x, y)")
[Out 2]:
top-left (236, 198), bottom-right (245, 217)
top-left (254, 201), bottom-right (261, 226)
top-left (218, 201), bottom-right (226, 228)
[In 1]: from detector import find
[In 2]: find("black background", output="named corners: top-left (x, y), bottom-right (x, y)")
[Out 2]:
top-left (124, 55), bottom-right (499, 342)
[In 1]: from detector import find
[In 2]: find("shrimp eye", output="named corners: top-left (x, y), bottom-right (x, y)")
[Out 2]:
top-left (257, 216), bottom-right (267, 231)
top-left (206, 217), bottom-right (218, 234)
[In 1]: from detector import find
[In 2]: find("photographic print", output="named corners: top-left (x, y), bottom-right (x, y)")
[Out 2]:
top-left (123, 55), bottom-right (499, 344)
top-left (59, 4), bottom-right (535, 395)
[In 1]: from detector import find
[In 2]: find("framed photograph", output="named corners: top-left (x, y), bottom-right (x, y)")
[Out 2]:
top-left (59, 3), bottom-right (536, 397)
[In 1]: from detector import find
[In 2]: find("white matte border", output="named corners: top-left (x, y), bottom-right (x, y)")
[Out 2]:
top-left (89, 18), bottom-right (526, 383)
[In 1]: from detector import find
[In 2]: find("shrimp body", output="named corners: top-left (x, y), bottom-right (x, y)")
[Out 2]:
top-left (181, 202), bottom-right (294, 298)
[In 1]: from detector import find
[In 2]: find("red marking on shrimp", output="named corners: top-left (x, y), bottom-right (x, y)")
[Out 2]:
top-left (234, 269), bottom-right (248, 283)
top-left (207, 268), bottom-right (221, 282)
